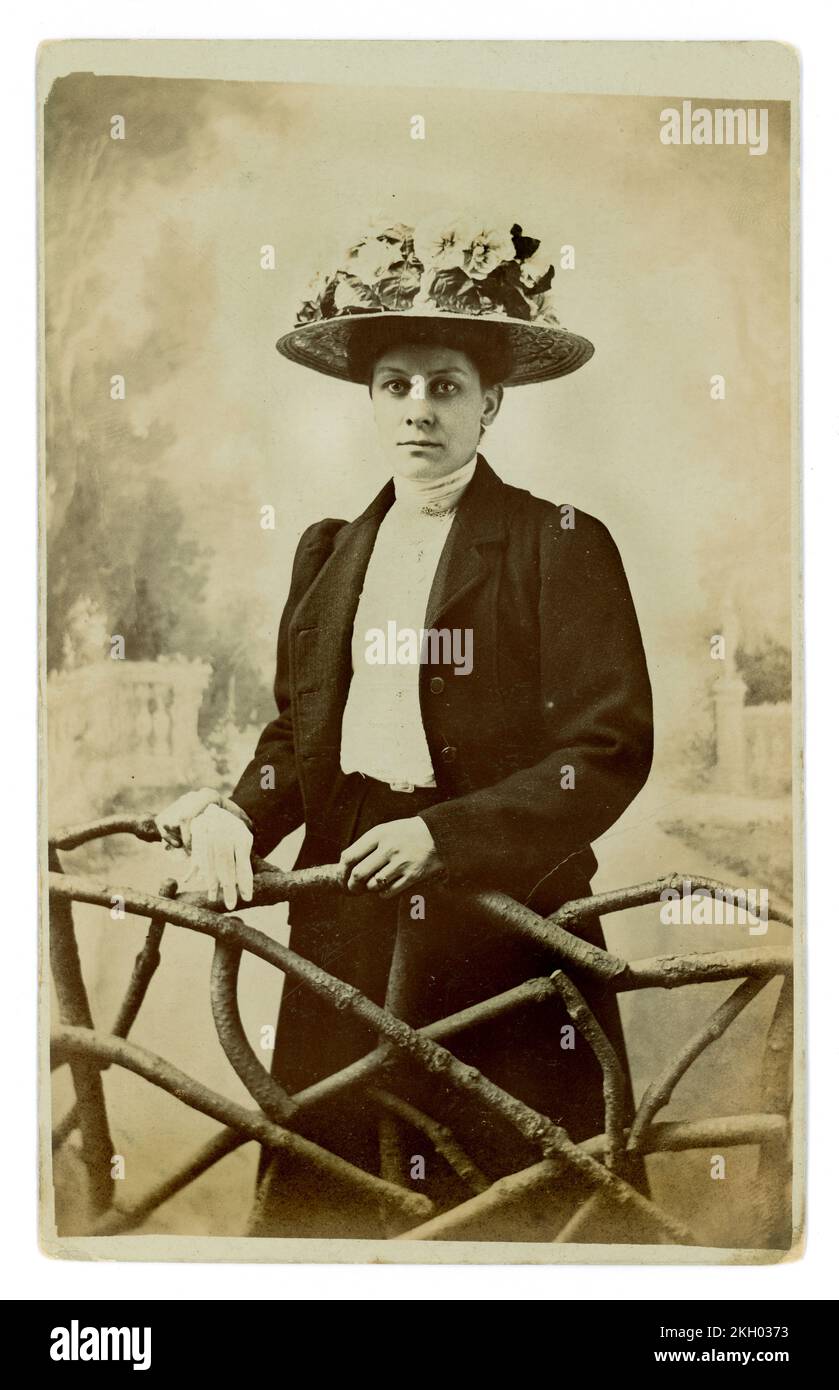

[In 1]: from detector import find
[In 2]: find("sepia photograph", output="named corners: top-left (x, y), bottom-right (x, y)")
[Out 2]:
top-left (39, 39), bottom-right (802, 1263)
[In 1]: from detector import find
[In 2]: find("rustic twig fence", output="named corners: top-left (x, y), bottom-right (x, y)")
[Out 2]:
top-left (48, 816), bottom-right (794, 1246)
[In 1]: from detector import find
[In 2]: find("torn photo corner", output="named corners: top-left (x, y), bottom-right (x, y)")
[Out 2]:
top-left (38, 38), bottom-right (802, 1266)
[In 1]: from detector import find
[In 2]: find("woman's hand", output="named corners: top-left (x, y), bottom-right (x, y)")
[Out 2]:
top-left (155, 787), bottom-right (224, 851)
top-left (340, 816), bottom-right (445, 898)
top-left (155, 788), bottom-right (254, 910)
top-left (188, 803), bottom-right (254, 911)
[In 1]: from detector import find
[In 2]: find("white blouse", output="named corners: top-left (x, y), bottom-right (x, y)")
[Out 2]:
top-left (339, 455), bottom-right (477, 788)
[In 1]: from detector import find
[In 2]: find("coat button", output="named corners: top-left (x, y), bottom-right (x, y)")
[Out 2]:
top-left (440, 744), bottom-right (457, 763)
top-left (429, 676), bottom-right (445, 694)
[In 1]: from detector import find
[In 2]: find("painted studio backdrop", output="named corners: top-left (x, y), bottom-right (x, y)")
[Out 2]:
top-left (44, 72), bottom-right (794, 1245)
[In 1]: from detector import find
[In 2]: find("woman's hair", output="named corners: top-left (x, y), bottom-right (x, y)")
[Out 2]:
top-left (347, 317), bottom-right (513, 390)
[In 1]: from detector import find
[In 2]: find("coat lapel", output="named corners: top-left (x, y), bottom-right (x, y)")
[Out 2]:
top-left (292, 473), bottom-right (396, 643)
top-left (424, 453), bottom-right (509, 631)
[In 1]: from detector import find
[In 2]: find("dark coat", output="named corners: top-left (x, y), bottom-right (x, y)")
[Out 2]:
top-left (231, 454), bottom-right (654, 1202)
top-left (233, 453), bottom-right (653, 899)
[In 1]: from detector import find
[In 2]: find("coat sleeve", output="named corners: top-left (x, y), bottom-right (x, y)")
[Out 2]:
top-left (229, 518), bottom-right (345, 858)
top-left (418, 508), bottom-right (654, 901)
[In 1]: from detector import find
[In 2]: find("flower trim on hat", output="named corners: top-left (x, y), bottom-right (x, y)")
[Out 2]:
top-left (294, 220), bottom-right (562, 330)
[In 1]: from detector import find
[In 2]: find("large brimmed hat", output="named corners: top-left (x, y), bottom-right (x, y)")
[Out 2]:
top-left (276, 218), bottom-right (594, 387)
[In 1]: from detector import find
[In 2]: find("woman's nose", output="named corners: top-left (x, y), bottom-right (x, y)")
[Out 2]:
top-left (404, 401), bottom-right (434, 426)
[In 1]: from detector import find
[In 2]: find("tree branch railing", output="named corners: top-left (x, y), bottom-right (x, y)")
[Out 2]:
top-left (47, 815), bottom-right (795, 1247)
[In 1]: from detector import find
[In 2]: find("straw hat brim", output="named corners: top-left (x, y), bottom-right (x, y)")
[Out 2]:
top-left (275, 310), bottom-right (594, 387)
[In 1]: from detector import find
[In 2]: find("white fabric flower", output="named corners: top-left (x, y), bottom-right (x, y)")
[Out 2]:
top-left (412, 218), bottom-right (469, 272)
top-left (462, 225), bottom-right (517, 280)
top-left (344, 236), bottom-right (400, 286)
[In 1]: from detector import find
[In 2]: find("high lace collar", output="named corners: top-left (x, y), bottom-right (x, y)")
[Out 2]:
top-left (392, 454), bottom-right (477, 516)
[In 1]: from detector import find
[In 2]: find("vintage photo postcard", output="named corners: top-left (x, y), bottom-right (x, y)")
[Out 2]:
top-left (38, 39), bottom-right (802, 1264)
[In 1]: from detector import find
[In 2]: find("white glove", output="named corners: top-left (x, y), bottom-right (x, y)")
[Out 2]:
top-left (155, 788), bottom-right (254, 911)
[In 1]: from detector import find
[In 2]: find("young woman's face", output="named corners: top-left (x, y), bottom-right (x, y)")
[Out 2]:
top-left (369, 344), bottom-right (502, 480)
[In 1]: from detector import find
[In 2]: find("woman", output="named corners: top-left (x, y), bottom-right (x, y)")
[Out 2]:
top-left (157, 218), bottom-right (654, 1239)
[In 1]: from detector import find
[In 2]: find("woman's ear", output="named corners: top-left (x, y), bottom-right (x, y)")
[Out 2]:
top-left (481, 383), bottom-right (504, 429)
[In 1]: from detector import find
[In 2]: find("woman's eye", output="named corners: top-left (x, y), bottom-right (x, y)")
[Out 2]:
top-left (385, 380), bottom-right (408, 394)
top-left (432, 381), bottom-right (457, 395)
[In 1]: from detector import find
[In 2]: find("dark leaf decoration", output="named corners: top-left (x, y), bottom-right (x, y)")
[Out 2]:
top-left (428, 267), bottom-right (483, 313)
top-left (377, 258), bottom-right (423, 310)
top-left (481, 261), bottom-right (532, 319)
top-left (316, 277), bottom-right (339, 318)
top-left (336, 304), bottom-right (383, 318)
top-left (331, 273), bottom-right (381, 315)
top-left (511, 222), bottom-right (541, 262)
top-left (295, 299), bottom-right (321, 325)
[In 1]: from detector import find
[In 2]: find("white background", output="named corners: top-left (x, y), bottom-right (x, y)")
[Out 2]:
top-left (4, 1), bottom-right (835, 1302)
